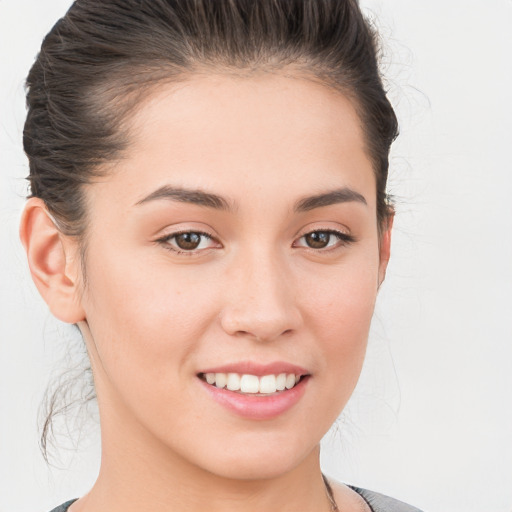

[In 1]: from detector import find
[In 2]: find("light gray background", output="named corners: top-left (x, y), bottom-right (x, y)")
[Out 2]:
top-left (1, 1), bottom-right (511, 511)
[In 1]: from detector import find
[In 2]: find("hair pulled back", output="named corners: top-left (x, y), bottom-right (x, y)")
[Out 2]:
top-left (25, 0), bottom-right (398, 239)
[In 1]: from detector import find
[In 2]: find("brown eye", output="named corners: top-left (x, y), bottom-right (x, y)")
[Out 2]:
top-left (159, 231), bottom-right (218, 253)
top-left (304, 231), bottom-right (331, 249)
top-left (174, 232), bottom-right (203, 250)
top-left (294, 229), bottom-right (355, 251)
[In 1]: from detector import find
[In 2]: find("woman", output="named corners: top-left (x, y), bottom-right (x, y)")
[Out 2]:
top-left (19, 0), bottom-right (422, 510)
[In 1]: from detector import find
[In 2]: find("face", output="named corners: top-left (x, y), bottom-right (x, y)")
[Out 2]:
top-left (76, 73), bottom-right (390, 480)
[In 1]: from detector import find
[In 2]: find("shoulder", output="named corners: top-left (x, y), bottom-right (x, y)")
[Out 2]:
top-left (348, 486), bottom-right (424, 512)
top-left (48, 500), bottom-right (78, 512)
top-left (47, 489), bottom-right (425, 512)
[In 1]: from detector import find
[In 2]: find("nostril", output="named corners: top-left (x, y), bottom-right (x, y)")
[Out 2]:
top-left (250, 329), bottom-right (295, 343)
top-left (219, 300), bottom-right (302, 342)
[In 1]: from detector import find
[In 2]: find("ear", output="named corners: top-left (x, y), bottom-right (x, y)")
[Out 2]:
top-left (378, 212), bottom-right (394, 288)
top-left (19, 197), bottom-right (86, 324)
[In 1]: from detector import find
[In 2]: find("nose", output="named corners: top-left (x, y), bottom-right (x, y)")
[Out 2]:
top-left (219, 250), bottom-right (302, 342)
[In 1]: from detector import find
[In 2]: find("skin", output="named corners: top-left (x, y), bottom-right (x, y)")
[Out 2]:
top-left (21, 72), bottom-right (391, 512)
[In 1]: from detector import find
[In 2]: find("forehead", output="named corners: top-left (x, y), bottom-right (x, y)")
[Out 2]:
top-left (94, 72), bottom-right (375, 210)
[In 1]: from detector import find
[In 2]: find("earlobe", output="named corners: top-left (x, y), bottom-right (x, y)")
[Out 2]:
top-left (19, 198), bottom-right (85, 324)
top-left (378, 213), bottom-right (394, 288)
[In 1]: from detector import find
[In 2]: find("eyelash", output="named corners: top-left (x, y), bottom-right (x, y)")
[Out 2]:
top-left (156, 228), bottom-right (355, 256)
top-left (293, 229), bottom-right (356, 251)
top-left (156, 230), bottom-right (218, 256)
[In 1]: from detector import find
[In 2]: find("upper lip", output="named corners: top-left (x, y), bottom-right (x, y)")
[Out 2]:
top-left (198, 361), bottom-right (309, 377)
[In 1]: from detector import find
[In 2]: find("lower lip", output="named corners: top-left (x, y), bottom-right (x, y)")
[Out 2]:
top-left (199, 376), bottom-right (309, 420)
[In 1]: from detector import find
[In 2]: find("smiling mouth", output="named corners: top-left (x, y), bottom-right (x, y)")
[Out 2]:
top-left (198, 372), bottom-right (307, 395)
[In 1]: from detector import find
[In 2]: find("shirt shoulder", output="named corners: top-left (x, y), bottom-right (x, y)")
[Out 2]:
top-left (48, 499), bottom-right (78, 512)
top-left (48, 490), bottom-right (423, 512)
top-left (349, 486), bottom-right (424, 512)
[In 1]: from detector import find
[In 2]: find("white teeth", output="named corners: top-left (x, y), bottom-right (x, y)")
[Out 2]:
top-left (259, 374), bottom-right (277, 394)
top-left (203, 372), bottom-right (303, 394)
top-left (240, 374), bottom-right (260, 393)
top-left (285, 374), bottom-right (296, 389)
top-left (215, 373), bottom-right (227, 389)
top-left (226, 373), bottom-right (241, 391)
top-left (276, 373), bottom-right (286, 391)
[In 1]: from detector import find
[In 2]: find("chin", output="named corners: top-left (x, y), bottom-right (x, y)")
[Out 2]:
top-left (193, 434), bottom-right (319, 481)
top-left (204, 457), bottom-right (304, 481)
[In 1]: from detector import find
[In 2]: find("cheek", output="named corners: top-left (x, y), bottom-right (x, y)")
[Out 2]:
top-left (302, 254), bottom-right (378, 325)
top-left (81, 245), bottom-right (221, 381)
top-left (299, 254), bottom-right (379, 376)
top-left (80, 251), bottom-right (226, 449)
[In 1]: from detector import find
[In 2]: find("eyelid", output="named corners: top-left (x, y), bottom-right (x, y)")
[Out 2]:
top-left (155, 228), bottom-right (222, 255)
top-left (293, 227), bottom-right (356, 250)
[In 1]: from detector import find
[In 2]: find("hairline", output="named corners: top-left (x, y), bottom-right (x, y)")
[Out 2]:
top-left (74, 64), bottom-right (391, 287)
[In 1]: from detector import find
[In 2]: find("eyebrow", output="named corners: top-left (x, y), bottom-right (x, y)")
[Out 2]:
top-left (135, 185), bottom-right (366, 212)
top-left (294, 187), bottom-right (367, 212)
top-left (135, 185), bottom-right (233, 211)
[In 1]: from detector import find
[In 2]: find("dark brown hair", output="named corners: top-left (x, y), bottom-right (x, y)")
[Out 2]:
top-left (24, 0), bottom-right (398, 459)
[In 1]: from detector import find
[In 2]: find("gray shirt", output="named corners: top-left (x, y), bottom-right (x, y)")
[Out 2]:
top-left (48, 488), bottom-right (423, 512)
